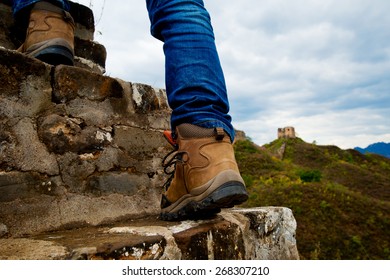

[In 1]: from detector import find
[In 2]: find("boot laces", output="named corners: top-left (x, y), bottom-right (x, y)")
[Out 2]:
top-left (161, 148), bottom-right (186, 191)
top-left (161, 129), bottom-right (184, 191)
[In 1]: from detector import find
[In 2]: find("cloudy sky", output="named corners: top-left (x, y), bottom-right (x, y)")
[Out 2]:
top-left (74, 0), bottom-right (390, 149)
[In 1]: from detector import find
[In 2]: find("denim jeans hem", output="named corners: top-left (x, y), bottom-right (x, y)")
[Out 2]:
top-left (12, 0), bottom-right (70, 16)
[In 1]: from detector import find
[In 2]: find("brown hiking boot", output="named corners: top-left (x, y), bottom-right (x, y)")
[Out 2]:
top-left (160, 124), bottom-right (248, 221)
top-left (17, 1), bottom-right (75, 65)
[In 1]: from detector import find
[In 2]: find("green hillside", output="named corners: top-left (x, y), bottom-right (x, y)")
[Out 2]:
top-left (234, 137), bottom-right (390, 260)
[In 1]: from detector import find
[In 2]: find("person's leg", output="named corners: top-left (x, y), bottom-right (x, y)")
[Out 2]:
top-left (12, 0), bottom-right (74, 65)
top-left (146, 0), bottom-right (248, 221)
top-left (146, 0), bottom-right (234, 139)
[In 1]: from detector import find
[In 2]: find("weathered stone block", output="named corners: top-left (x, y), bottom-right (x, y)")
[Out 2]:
top-left (0, 50), bottom-right (52, 118)
top-left (0, 208), bottom-right (299, 260)
top-left (224, 208), bottom-right (299, 260)
top-left (0, 190), bottom-right (162, 237)
top-left (173, 219), bottom-right (245, 259)
top-left (0, 3), bottom-right (14, 49)
top-left (57, 152), bottom-right (96, 193)
top-left (11, 118), bottom-right (59, 175)
top-left (0, 171), bottom-right (63, 203)
top-left (74, 37), bottom-right (107, 69)
top-left (69, 1), bottom-right (95, 40)
top-left (114, 126), bottom-right (167, 156)
top-left (38, 114), bottom-right (112, 154)
top-left (87, 172), bottom-right (149, 196)
top-left (0, 172), bottom-right (39, 202)
top-left (132, 83), bottom-right (169, 113)
top-left (53, 65), bottom-right (123, 103)
top-left (94, 147), bottom-right (119, 172)
top-left (0, 238), bottom-right (68, 260)
top-left (67, 98), bottom-right (117, 126)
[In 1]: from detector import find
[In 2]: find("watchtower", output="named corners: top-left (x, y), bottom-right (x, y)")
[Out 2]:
top-left (278, 127), bottom-right (296, 139)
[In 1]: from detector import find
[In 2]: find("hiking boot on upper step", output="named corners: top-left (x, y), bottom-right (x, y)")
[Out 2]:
top-left (17, 1), bottom-right (75, 66)
top-left (160, 123), bottom-right (248, 221)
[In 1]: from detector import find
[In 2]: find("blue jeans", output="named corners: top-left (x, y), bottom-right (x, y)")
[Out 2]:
top-left (12, 0), bottom-right (70, 14)
top-left (12, 0), bottom-right (235, 141)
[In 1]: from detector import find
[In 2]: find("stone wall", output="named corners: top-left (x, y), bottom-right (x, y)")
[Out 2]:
top-left (0, 46), bottom-right (172, 236)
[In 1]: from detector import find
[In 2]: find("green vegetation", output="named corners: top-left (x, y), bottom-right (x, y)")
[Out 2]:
top-left (234, 137), bottom-right (390, 260)
top-left (296, 169), bottom-right (322, 182)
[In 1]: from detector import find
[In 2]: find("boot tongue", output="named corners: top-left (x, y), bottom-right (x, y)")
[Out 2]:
top-left (177, 123), bottom-right (225, 140)
top-left (33, 2), bottom-right (64, 13)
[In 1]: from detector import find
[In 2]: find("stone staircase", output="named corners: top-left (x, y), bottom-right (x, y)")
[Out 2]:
top-left (0, 1), bottom-right (299, 260)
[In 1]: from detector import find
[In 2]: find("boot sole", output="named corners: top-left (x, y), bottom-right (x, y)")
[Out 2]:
top-left (24, 39), bottom-right (74, 66)
top-left (34, 46), bottom-right (74, 66)
top-left (160, 170), bottom-right (248, 221)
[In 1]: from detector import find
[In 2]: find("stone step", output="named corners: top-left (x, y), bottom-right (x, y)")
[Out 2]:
top-left (0, 208), bottom-right (299, 260)
top-left (0, 1), bottom-right (106, 73)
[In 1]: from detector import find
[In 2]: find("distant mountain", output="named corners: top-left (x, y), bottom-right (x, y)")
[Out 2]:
top-left (354, 142), bottom-right (390, 158)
